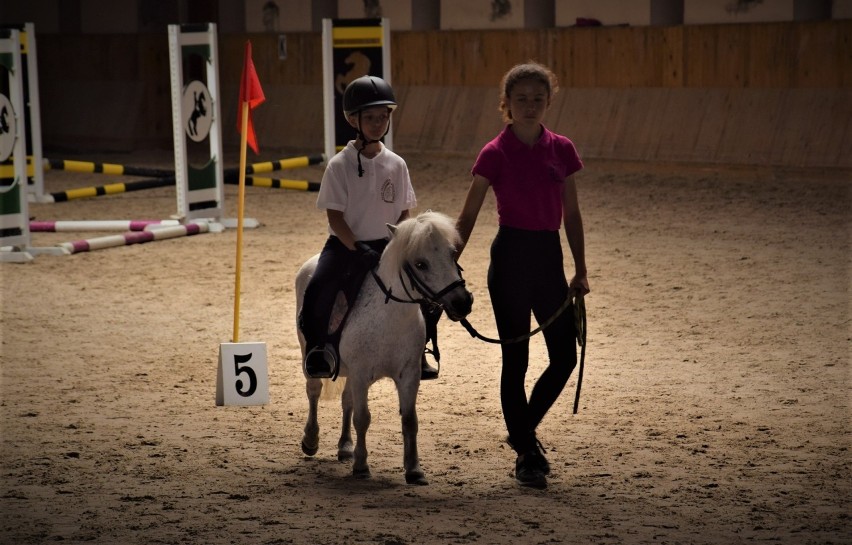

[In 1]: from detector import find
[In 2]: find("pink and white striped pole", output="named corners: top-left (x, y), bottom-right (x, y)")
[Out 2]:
top-left (58, 223), bottom-right (209, 254)
top-left (30, 219), bottom-right (180, 232)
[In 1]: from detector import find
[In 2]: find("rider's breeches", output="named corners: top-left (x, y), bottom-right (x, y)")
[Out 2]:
top-left (300, 235), bottom-right (388, 351)
top-left (300, 236), bottom-right (357, 350)
top-left (487, 226), bottom-right (577, 454)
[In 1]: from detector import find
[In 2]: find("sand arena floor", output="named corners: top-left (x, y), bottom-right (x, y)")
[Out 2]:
top-left (2, 151), bottom-right (849, 544)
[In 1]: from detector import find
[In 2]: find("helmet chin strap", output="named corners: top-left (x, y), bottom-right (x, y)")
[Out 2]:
top-left (354, 111), bottom-right (390, 178)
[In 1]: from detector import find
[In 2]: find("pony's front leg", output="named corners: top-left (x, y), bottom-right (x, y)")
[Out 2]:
top-left (337, 382), bottom-right (354, 461)
top-left (350, 381), bottom-right (372, 478)
top-left (301, 378), bottom-right (322, 456)
top-left (398, 379), bottom-right (427, 485)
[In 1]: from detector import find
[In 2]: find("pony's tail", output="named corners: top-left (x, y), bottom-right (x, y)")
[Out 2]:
top-left (320, 377), bottom-right (346, 401)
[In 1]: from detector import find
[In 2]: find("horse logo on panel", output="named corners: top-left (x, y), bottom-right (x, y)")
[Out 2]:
top-left (334, 51), bottom-right (371, 95)
top-left (0, 94), bottom-right (15, 162)
top-left (181, 80), bottom-right (213, 142)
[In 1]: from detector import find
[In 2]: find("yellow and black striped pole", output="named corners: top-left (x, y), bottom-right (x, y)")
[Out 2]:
top-left (223, 153), bottom-right (325, 177)
top-left (43, 154), bottom-right (325, 201)
top-left (44, 158), bottom-right (173, 178)
top-left (48, 177), bottom-right (175, 202)
top-left (241, 176), bottom-right (320, 192)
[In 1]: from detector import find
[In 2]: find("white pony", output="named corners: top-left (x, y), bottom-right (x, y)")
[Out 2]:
top-left (295, 211), bottom-right (473, 485)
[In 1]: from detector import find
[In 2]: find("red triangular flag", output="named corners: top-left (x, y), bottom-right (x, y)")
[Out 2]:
top-left (238, 41), bottom-right (265, 154)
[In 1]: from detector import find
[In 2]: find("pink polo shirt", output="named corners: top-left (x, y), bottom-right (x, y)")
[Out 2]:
top-left (471, 124), bottom-right (583, 231)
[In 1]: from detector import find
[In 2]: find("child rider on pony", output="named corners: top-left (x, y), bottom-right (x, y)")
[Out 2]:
top-left (299, 75), bottom-right (442, 381)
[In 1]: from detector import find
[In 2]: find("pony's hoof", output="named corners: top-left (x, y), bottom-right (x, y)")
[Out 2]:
top-left (301, 440), bottom-right (318, 457)
top-left (337, 447), bottom-right (353, 461)
top-left (405, 471), bottom-right (428, 486)
top-left (353, 467), bottom-right (371, 479)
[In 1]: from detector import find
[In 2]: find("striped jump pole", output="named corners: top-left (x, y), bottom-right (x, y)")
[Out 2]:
top-left (0, 162), bottom-right (35, 179)
top-left (239, 153), bottom-right (326, 175)
top-left (45, 154), bottom-right (324, 181)
top-left (218, 153), bottom-right (326, 180)
top-left (58, 222), bottom-right (209, 254)
top-left (44, 158), bottom-right (174, 178)
top-left (239, 176), bottom-right (320, 192)
top-left (44, 154), bottom-right (324, 202)
top-left (47, 176), bottom-right (176, 202)
top-left (30, 219), bottom-right (180, 232)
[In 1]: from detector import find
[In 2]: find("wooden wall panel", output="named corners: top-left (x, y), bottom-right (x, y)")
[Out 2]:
top-left (685, 24), bottom-right (749, 87)
top-left (395, 21), bottom-right (847, 89)
top-left (32, 21), bottom-right (850, 167)
top-left (658, 26), bottom-right (684, 87)
top-left (794, 23), bottom-right (843, 88)
top-left (567, 28), bottom-right (597, 86)
top-left (842, 26), bottom-right (852, 88)
top-left (394, 32), bottom-right (431, 85)
top-left (716, 25), bottom-right (749, 87)
top-left (37, 21), bottom-right (849, 95)
top-left (748, 24), bottom-right (794, 88)
top-left (219, 33), bottom-right (323, 86)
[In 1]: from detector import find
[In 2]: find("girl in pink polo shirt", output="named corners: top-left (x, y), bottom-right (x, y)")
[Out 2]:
top-left (455, 62), bottom-right (590, 489)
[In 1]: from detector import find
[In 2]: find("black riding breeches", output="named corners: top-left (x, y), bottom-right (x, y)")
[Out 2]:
top-left (299, 236), bottom-right (387, 350)
top-left (487, 226), bottom-right (577, 454)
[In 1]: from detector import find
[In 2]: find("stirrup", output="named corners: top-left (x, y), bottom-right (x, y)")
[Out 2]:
top-left (421, 349), bottom-right (440, 380)
top-left (303, 344), bottom-right (339, 379)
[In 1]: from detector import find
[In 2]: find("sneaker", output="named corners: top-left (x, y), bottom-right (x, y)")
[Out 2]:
top-left (530, 438), bottom-right (551, 475)
top-left (420, 352), bottom-right (439, 380)
top-left (303, 344), bottom-right (338, 379)
top-left (507, 435), bottom-right (550, 475)
top-left (515, 452), bottom-right (547, 489)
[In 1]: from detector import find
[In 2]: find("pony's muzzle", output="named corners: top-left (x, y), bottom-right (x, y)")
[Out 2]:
top-left (444, 290), bottom-right (473, 322)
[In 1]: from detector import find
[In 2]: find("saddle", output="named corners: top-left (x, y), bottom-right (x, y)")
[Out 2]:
top-left (303, 262), bottom-right (442, 381)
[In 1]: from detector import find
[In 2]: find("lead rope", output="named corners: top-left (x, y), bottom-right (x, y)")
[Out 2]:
top-left (459, 293), bottom-right (587, 414)
top-left (458, 294), bottom-right (573, 345)
top-left (572, 294), bottom-right (586, 415)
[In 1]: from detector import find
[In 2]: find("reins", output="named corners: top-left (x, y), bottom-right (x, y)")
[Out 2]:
top-left (572, 295), bottom-right (586, 415)
top-left (369, 268), bottom-right (422, 305)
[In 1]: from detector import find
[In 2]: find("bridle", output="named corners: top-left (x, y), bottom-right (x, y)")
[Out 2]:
top-left (369, 262), bottom-right (467, 312)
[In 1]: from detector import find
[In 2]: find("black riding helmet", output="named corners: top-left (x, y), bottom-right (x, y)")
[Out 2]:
top-left (343, 76), bottom-right (397, 177)
top-left (343, 75), bottom-right (397, 117)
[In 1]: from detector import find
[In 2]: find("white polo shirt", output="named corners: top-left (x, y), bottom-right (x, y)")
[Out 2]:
top-left (317, 141), bottom-right (417, 241)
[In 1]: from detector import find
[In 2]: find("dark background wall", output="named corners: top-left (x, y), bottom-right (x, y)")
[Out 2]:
top-left (1, 1), bottom-right (850, 167)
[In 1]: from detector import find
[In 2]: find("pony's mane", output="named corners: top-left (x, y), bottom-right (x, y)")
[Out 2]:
top-left (383, 211), bottom-right (460, 270)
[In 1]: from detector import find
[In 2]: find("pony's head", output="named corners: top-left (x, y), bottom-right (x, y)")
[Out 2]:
top-left (382, 211), bottom-right (473, 321)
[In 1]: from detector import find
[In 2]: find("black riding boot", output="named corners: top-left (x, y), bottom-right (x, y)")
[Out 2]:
top-left (421, 305), bottom-right (443, 380)
top-left (298, 308), bottom-right (339, 379)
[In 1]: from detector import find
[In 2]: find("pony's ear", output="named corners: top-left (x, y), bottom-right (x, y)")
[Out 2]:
top-left (387, 223), bottom-right (397, 237)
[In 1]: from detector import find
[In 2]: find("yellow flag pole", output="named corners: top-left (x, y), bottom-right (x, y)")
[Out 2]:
top-left (233, 100), bottom-right (250, 343)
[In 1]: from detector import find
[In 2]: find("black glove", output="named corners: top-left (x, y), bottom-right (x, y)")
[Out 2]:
top-left (354, 241), bottom-right (381, 269)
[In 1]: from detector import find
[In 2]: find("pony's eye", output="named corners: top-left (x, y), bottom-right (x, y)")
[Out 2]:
top-left (414, 261), bottom-right (428, 271)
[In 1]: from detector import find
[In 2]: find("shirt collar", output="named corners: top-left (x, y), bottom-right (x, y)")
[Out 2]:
top-left (501, 123), bottom-right (551, 151)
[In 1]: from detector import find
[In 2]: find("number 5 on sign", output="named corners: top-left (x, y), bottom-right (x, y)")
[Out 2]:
top-left (216, 342), bottom-right (269, 406)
